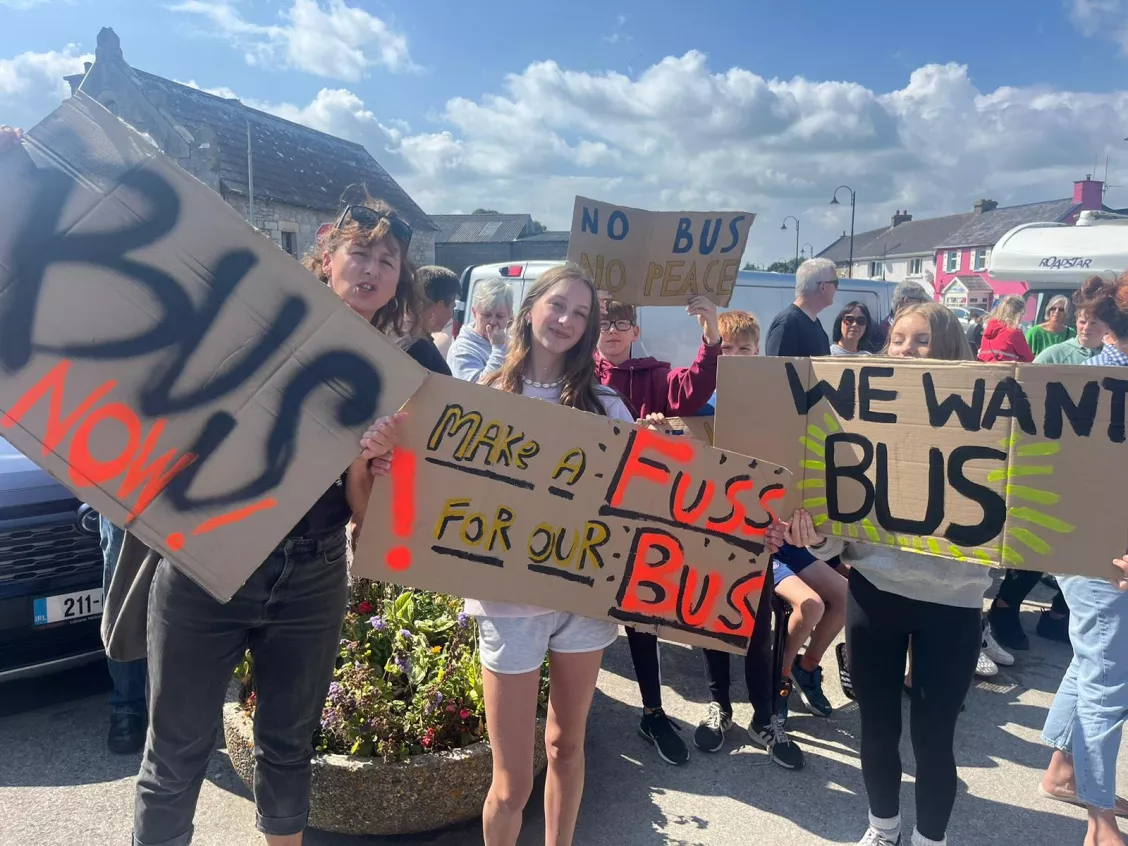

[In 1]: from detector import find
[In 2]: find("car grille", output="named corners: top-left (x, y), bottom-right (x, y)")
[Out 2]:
top-left (0, 522), bottom-right (103, 587)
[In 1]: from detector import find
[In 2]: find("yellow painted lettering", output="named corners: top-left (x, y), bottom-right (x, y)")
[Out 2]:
top-left (661, 260), bottom-right (685, 296)
top-left (644, 262), bottom-right (664, 295)
top-left (552, 448), bottom-right (587, 486)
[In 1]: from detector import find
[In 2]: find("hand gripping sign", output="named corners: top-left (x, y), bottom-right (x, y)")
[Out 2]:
top-left (0, 94), bottom-right (424, 601)
top-left (353, 376), bottom-right (790, 654)
top-left (715, 356), bottom-right (1128, 581)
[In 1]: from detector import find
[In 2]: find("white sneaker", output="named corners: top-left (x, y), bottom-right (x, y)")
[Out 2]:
top-left (975, 650), bottom-right (998, 677)
top-left (858, 827), bottom-right (901, 845)
top-left (982, 625), bottom-right (1014, 666)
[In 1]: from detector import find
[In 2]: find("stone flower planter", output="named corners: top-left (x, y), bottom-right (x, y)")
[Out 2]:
top-left (222, 681), bottom-right (547, 836)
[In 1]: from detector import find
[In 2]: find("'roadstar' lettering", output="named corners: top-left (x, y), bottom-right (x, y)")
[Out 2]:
top-left (1038, 256), bottom-right (1092, 270)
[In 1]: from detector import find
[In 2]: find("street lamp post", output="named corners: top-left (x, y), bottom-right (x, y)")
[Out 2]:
top-left (830, 185), bottom-right (856, 277)
top-left (803, 241), bottom-right (815, 261)
top-left (781, 215), bottom-right (800, 269)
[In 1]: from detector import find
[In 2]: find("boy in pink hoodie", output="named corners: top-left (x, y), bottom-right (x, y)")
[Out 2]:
top-left (593, 295), bottom-right (721, 765)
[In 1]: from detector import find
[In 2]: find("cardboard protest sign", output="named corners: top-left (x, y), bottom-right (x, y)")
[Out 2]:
top-left (566, 197), bottom-right (754, 307)
top-left (354, 375), bottom-right (790, 654)
top-left (658, 416), bottom-right (715, 445)
top-left (0, 94), bottom-right (426, 601)
top-left (715, 356), bottom-right (1127, 580)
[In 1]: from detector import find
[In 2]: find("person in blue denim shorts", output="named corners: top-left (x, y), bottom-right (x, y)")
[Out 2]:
top-left (100, 516), bottom-right (147, 754)
top-left (132, 199), bottom-right (443, 846)
top-left (1040, 274), bottom-right (1128, 846)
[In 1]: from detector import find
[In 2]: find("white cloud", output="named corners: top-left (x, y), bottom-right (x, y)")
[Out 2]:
top-left (1067, 0), bottom-right (1128, 51)
top-left (0, 45), bottom-right (91, 106)
top-left (169, 0), bottom-right (415, 80)
top-left (0, 0), bottom-right (57, 8)
top-left (27, 45), bottom-right (1128, 267)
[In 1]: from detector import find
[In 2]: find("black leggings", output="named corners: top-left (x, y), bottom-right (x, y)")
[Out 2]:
top-left (625, 627), bottom-right (663, 711)
top-left (846, 569), bottom-right (980, 842)
top-left (995, 569), bottom-right (1068, 615)
top-left (701, 562), bottom-right (776, 724)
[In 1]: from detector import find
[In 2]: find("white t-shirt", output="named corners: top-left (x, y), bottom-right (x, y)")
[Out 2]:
top-left (463, 381), bottom-right (634, 619)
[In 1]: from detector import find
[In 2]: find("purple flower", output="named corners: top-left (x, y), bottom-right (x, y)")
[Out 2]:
top-left (328, 682), bottom-right (340, 696)
top-left (435, 691), bottom-right (444, 704)
top-left (457, 613), bottom-right (470, 628)
top-left (369, 616), bottom-right (386, 631)
top-left (399, 628), bottom-right (412, 639)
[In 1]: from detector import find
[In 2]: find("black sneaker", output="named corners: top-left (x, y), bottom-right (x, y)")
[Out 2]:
top-left (987, 603), bottom-right (1029, 651)
top-left (638, 708), bottom-right (689, 765)
top-left (836, 643), bottom-right (856, 701)
top-left (1036, 610), bottom-right (1071, 643)
top-left (777, 677), bottom-right (793, 726)
top-left (693, 702), bottom-right (734, 752)
top-left (107, 713), bottom-right (146, 755)
top-left (792, 656), bottom-right (834, 717)
top-left (748, 714), bottom-right (805, 770)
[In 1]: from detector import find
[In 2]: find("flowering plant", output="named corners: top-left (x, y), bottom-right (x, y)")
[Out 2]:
top-left (238, 580), bottom-right (549, 763)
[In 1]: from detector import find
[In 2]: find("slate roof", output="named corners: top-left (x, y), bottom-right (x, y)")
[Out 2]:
top-left (431, 214), bottom-right (534, 243)
top-left (937, 198), bottom-right (1079, 248)
top-left (944, 274), bottom-right (994, 295)
top-left (517, 230), bottom-right (570, 242)
top-left (819, 197), bottom-right (1087, 263)
top-left (127, 70), bottom-right (435, 230)
top-left (818, 211), bottom-right (975, 263)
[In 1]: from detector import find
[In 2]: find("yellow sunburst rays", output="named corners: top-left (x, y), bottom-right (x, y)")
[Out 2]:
top-left (947, 432), bottom-right (1074, 566)
top-left (797, 425), bottom-right (1075, 565)
top-left (797, 414), bottom-right (881, 542)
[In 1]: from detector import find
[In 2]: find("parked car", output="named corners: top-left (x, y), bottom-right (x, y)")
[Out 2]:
top-left (452, 262), bottom-right (894, 368)
top-left (0, 434), bottom-right (105, 682)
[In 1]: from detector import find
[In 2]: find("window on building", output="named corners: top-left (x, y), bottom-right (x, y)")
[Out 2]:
top-left (973, 248), bottom-right (988, 271)
top-left (281, 230), bottom-right (297, 257)
top-left (945, 251), bottom-right (959, 273)
top-left (908, 258), bottom-right (923, 276)
top-left (868, 260), bottom-right (883, 278)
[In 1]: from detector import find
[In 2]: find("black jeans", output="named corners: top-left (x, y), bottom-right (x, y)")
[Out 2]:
top-left (134, 533), bottom-right (349, 846)
top-left (846, 569), bottom-right (980, 842)
top-left (701, 562), bottom-right (776, 724)
top-left (995, 568), bottom-right (1069, 615)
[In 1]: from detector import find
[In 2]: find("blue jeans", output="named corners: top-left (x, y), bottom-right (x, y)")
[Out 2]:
top-left (100, 515), bottom-right (147, 719)
top-left (1042, 574), bottom-right (1128, 809)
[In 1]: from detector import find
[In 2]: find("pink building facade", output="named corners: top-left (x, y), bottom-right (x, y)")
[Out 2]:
top-left (933, 178), bottom-right (1107, 307)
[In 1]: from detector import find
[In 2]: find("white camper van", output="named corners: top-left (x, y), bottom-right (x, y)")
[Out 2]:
top-left (989, 210), bottom-right (1128, 324)
top-left (452, 261), bottom-right (895, 369)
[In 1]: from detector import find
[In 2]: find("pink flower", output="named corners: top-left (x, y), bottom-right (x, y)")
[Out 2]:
top-left (445, 704), bottom-right (456, 713)
top-left (460, 708), bottom-right (471, 720)
top-left (421, 735), bottom-right (432, 748)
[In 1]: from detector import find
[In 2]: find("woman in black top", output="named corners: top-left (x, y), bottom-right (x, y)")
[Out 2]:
top-left (134, 198), bottom-right (444, 846)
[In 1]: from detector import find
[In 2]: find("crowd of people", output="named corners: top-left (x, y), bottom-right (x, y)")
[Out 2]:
top-left (3, 115), bottom-right (1125, 846)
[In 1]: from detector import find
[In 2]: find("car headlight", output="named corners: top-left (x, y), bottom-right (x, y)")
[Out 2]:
top-left (76, 503), bottom-right (101, 536)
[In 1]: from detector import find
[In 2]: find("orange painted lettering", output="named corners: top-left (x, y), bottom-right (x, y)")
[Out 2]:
top-left (0, 360), bottom-right (115, 454)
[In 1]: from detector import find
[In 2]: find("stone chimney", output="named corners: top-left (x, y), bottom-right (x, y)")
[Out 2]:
top-left (891, 209), bottom-right (913, 227)
top-left (973, 199), bottom-right (998, 214)
top-left (1074, 175), bottom-right (1104, 210)
top-left (95, 27), bottom-right (124, 63)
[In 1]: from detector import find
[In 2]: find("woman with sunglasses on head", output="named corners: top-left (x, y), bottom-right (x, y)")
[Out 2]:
top-left (832, 301), bottom-right (876, 356)
top-left (1026, 294), bottom-right (1076, 358)
top-left (132, 196), bottom-right (447, 846)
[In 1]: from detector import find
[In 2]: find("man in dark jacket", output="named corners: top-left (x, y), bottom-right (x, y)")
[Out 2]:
top-left (593, 294), bottom-right (720, 766)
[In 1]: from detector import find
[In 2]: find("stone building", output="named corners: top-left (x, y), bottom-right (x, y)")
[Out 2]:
top-left (64, 28), bottom-right (436, 266)
top-left (432, 213), bottom-right (569, 276)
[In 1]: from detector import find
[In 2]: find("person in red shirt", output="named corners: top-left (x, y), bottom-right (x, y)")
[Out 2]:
top-left (593, 295), bottom-right (721, 766)
top-left (977, 295), bottom-right (1034, 363)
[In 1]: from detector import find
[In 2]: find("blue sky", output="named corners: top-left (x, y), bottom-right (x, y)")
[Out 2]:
top-left (2, 0), bottom-right (1127, 265)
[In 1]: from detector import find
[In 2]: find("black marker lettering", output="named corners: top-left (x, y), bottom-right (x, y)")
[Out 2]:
top-left (875, 443), bottom-right (944, 536)
top-left (923, 374), bottom-right (985, 431)
top-left (945, 445), bottom-right (1007, 547)
top-left (982, 377), bottom-right (1037, 434)
top-left (784, 361), bottom-right (856, 419)
top-left (825, 432), bottom-right (875, 523)
top-left (858, 366), bottom-right (897, 424)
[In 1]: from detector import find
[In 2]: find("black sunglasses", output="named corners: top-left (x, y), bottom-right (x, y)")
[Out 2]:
top-left (334, 205), bottom-right (413, 247)
top-left (842, 315), bottom-right (867, 326)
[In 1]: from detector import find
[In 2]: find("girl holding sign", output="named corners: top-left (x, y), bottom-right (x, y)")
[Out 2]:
top-left (787, 302), bottom-right (992, 846)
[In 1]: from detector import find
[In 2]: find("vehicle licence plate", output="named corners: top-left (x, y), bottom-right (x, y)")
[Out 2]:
top-left (33, 588), bottom-right (104, 625)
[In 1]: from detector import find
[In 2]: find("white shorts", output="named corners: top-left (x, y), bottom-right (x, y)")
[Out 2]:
top-left (475, 612), bottom-right (619, 675)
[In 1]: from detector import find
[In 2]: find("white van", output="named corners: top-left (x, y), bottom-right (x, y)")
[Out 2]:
top-left (453, 261), bottom-right (895, 369)
top-left (989, 211), bottom-right (1128, 324)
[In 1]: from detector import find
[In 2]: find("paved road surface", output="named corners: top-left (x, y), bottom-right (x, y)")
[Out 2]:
top-left (1, 597), bottom-right (1122, 845)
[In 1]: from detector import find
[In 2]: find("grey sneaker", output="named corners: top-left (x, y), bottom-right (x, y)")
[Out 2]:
top-left (748, 714), bottom-right (805, 770)
top-left (792, 656), bottom-right (834, 717)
